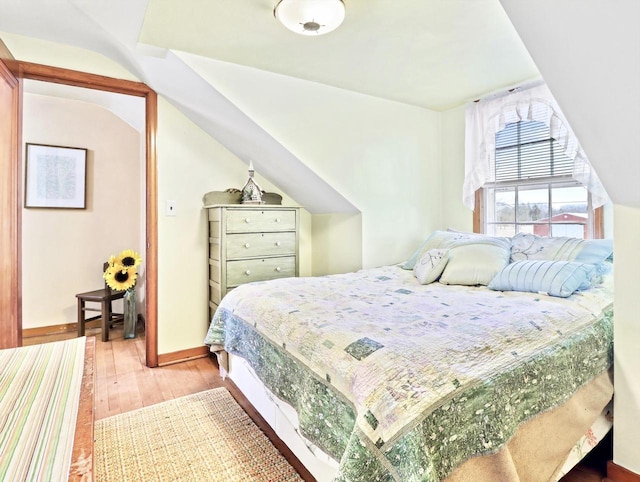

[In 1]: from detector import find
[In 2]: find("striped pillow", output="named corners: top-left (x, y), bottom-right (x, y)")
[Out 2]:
top-left (488, 260), bottom-right (596, 298)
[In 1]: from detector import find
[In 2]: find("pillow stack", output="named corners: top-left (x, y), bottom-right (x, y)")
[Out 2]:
top-left (489, 233), bottom-right (613, 297)
top-left (407, 231), bottom-right (613, 297)
top-left (409, 231), bottom-right (511, 286)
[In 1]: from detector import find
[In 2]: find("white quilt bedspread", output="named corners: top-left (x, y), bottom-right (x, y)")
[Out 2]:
top-left (205, 266), bottom-right (613, 481)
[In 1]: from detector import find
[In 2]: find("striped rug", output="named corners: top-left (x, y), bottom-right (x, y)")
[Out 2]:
top-left (95, 387), bottom-right (304, 482)
top-left (0, 337), bottom-right (86, 481)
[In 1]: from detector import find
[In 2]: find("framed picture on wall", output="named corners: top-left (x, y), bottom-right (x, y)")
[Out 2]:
top-left (25, 143), bottom-right (88, 209)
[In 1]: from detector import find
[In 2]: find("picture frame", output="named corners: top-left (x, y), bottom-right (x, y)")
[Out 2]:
top-left (25, 143), bottom-right (88, 209)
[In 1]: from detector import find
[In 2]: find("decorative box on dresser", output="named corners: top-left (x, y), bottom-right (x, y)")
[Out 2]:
top-left (205, 204), bottom-right (300, 321)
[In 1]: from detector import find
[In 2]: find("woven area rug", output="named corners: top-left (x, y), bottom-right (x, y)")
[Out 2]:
top-left (95, 387), bottom-right (304, 482)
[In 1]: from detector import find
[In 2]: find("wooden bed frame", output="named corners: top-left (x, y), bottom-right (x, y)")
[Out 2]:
top-left (69, 336), bottom-right (96, 482)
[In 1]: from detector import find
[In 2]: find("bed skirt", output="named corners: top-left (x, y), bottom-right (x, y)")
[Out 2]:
top-left (224, 352), bottom-right (612, 482)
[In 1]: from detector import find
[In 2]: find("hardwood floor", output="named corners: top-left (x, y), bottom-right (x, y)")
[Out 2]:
top-left (23, 326), bottom-right (609, 482)
top-left (24, 324), bottom-right (228, 420)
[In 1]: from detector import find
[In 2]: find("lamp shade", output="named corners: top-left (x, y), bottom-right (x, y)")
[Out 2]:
top-left (274, 0), bottom-right (345, 36)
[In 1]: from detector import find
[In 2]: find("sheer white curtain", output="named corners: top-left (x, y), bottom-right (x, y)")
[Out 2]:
top-left (463, 83), bottom-right (609, 210)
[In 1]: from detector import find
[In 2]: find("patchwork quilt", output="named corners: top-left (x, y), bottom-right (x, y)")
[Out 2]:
top-left (204, 266), bottom-right (613, 482)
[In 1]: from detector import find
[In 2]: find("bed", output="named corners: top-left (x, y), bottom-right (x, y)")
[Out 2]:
top-left (204, 231), bottom-right (614, 482)
top-left (0, 336), bottom-right (95, 482)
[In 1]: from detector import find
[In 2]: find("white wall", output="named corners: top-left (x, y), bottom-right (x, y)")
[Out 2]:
top-left (22, 93), bottom-right (142, 329)
top-left (312, 213), bottom-right (363, 276)
top-left (613, 205), bottom-right (640, 473)
top-left (177, 55), bottom-right (444, 270)
top-left (156, 97), bottom-right (311, 354)
top-left (441, 104), bottom-right (473, 232)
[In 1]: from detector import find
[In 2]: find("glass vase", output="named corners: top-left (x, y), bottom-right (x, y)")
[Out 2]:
top-left (123, 288), bottom-right (137, 339)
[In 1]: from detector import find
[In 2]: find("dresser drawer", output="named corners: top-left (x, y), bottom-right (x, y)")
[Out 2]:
top-left (226, 209), bottom-right (296, 233)
top-left (226, 232), bottom-right (296, 259)
top-left (227, 256), bottom-right (296, 287)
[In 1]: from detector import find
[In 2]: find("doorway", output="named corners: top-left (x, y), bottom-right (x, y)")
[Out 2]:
top-left (18, 62), bottom-right (159, 367)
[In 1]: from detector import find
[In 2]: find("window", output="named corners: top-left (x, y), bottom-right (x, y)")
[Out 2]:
top-left (476, 120), bottom-right (602, 239)
top-left (465, 83), bottom-right (608, 238)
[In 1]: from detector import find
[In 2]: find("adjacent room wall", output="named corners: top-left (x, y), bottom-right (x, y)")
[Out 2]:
top-left (22, 92), bottom-right (142, 329)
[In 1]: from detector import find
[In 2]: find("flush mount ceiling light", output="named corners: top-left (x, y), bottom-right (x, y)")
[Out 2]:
top-left (274, 0), bottom-right (345, 36)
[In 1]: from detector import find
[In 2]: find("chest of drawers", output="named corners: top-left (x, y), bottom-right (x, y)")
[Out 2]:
top-left (205, 205), bottom-right (300, 320)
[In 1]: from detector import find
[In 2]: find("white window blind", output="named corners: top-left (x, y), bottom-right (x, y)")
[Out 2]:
top-left (494, 120), bottom-right (574, 182)
top-left (485, 119), bottom-right (593, 239)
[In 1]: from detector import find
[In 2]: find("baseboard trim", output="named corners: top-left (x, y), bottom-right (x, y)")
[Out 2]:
top-left (157, 345), bottom-right (210, 366)
top-left (608, 461), bottom-right (640, 482)
top-left (23, 320), bottom-right (98, 337)
top-left (23, 315), bottom-right (143, 339)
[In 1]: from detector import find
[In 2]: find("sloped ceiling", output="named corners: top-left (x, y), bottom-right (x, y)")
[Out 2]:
top-left (138, 0), bottom-right (539, 111)
top-left (0, 0), bottom-right (541, 212)
top-left (500, 0), bottom-right (640, 208)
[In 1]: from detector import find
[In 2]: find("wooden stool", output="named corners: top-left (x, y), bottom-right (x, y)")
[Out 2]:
top-left (76, 288), bottom-right (125, 342)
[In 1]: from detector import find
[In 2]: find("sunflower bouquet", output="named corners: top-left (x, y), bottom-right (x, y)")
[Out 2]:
top-left (103, 249), bottom-right (143, 292)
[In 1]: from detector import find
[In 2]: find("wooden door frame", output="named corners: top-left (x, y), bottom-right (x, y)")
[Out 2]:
top-left (17, 61), bottom-right (159, 367)
top-left (0, 41), bottom-right (22, 349)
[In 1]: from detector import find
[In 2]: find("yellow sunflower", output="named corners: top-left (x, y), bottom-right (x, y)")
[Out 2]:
top-left (113, 249), bottom-right (142, 270)
top-left (104, 266), bottom-right (138, 291)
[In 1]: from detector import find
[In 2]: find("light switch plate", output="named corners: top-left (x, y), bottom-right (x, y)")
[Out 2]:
top-left (166, 200), bottom-right (177, 216)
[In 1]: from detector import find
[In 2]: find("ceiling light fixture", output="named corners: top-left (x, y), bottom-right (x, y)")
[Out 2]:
top-left (274, 0), bottom-right (345, 36)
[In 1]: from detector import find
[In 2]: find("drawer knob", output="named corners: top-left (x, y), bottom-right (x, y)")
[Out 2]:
top-left (275, 267), bottom-right (281, 272)
top-left (245, 217), bottom-right (251, 223)
top-left (275, 241), bottom-right (281, 247)
top-left (244, 270), bottom-right (251, 276)
top-left (275, 218), bottom-right (281, 223)
top-left (244, 243), bottom-right (251, 248)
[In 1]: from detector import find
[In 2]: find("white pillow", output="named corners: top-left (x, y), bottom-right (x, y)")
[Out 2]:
top-left (439, 238), bottom-right (511, 286)
top-left (414, 249), bottom-right (450, 284)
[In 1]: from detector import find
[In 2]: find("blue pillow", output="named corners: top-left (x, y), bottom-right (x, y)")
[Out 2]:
top-left (488, 260), bottom-right (596, 298)
top-left (573, 239), bottom-right (614, 265)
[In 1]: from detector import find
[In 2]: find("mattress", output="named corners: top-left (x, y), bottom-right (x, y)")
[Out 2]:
top-left (205, 265), bottom-right (613, 481)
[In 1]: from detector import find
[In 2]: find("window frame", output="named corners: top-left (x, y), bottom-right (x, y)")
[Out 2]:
top-left (473, 119), bottom-right (604, 239)
top-left (473, 188), bottom-right (604, 239)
